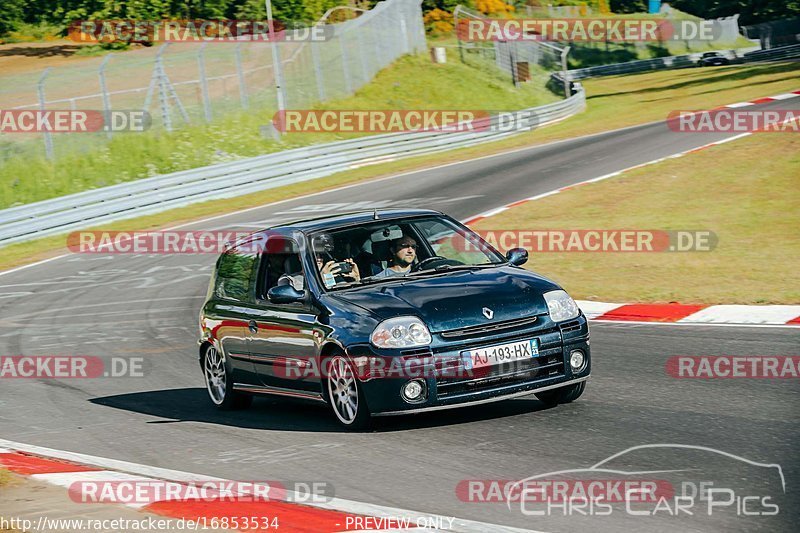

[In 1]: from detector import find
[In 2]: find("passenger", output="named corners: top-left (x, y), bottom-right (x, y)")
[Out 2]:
top-left (374, 236), bottom-right (417, 278)
top-left (312, 233), bottom-right (360, 288)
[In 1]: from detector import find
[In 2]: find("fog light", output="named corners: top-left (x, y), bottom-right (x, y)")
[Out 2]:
top-left (401, 379), bottom-right (426, 403)
top-left (570, 350), bottom-right (586, 372)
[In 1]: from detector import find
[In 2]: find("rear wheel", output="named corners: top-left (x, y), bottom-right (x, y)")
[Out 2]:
top-left (536, 382), bottom-right (585, 406)
top-left (326, 355), bottom-right (370, 430)
top-left (203, 345), bottom-right (252, 410)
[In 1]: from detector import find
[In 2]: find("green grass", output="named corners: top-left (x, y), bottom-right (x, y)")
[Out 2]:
top-left (0, 53), bottom-right (558, 209)
top-left (0, 60), bottom-right (798, 274)
top-left (1, 22), bottom-right (63, 43)
top-left (0, 468), bottom-right (12, 487)
top-left (472, 133), bottom-right (800, 304)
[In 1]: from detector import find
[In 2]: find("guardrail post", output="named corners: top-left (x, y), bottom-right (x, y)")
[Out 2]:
top-left (37, 68), bottom-right (54, 160)
top-left (235, 43), bottom-right (249, 109)
top-left (197, 44), bottom-right (212, 121)
top-left (99, 54), bottom-right (113, 139)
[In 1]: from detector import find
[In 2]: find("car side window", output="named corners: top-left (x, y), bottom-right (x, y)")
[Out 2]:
top-left (256, 237), bottom-right (305, 299)
top-left (215, 250), bottom-right (257, 302)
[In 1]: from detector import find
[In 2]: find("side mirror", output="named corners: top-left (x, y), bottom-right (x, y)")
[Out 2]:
top-left (267, 284), bottom-right (304, 304)
top-left (506, 247), bottom-right (529, 266)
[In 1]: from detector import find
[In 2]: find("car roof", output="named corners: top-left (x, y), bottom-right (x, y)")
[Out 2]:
top-left (225, 209), bottom-right (448, 250)
top-left (265, 209), bottom-right (445, 233)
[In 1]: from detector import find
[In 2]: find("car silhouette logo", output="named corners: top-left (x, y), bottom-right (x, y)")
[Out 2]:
top-left (482, 307), bottom-right (494, 319)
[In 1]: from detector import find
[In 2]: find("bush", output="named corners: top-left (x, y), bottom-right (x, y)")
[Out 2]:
top-left (424, 8), bottom-right (454, 35)
top-left (4, 22), bottom-right (64, 42)
top-left (476, 0), bottom-right (515, 16)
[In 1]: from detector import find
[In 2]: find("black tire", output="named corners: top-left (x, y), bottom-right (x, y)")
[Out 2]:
top-left (326, 354), bottom-right (371, 430)
top-left (536, 382), bottom-right (586, 406)
top-left (202, 345), bottom-right (252, 410)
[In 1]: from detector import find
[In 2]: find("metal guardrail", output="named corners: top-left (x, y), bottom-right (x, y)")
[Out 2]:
top-left (0, 91), bottom-right (586, 246)
top-left (553, 44), bottom-right (798, 82)
top-left (742, 43), bottom-right (800, 61)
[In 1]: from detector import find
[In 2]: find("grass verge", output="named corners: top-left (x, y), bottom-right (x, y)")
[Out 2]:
top-left (1, 61), bottom-right (798, 274)
top-left (472, 133), bottom-right (800, 304)
top-left (0, 53), bottom-right (557, 208)
top-left (0, 469), bottom-right (10, 486)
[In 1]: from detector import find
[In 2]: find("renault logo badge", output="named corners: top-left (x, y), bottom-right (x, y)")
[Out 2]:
top-left (482, 307), bottom-right (494, 319)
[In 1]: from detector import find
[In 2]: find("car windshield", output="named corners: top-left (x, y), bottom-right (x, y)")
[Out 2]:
top-left (308, 215), bottom-right (506, 291)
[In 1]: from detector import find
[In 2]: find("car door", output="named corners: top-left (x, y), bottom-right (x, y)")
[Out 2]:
top-left (207, 246), bottom-right (260, 385)
top-left (246, 237), bottom-right (323, 395)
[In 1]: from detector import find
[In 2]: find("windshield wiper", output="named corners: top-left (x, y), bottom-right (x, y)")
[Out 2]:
top-left (408, 262), bottom-right (503, 276)
top-left (330, 276), bottom-right (405, 290)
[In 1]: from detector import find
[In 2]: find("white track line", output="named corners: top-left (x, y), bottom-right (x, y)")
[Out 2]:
top-left (0, 438), bottom-right (541, 533)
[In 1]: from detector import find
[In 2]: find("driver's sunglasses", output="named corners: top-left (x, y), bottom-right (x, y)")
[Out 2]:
top-left (398, 243), bottom-right (417, 250)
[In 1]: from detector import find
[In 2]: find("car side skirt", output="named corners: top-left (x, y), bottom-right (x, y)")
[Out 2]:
top-left (233, 383), bottom-right (326, 403)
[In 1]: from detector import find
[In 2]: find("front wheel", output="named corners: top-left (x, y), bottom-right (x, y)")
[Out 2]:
top-left (536, 381), bottom-right (585, 406)
top-left (326, 355), bottom-right (371, 430)
top-left (203, 345), bottom-right (252, 410)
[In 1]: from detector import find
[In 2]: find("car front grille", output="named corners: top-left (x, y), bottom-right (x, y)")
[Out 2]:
top-left (559, 320), bottom-right (581, 333)
top-left (438, 315), bottom-right (543, 340)
top-left (435, 350), bottom-right (565, 398)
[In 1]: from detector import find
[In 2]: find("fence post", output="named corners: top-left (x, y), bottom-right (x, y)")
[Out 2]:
top-left (561, 46), bottom-right (571, 97)
top-left (197, 43), bottom-right (212, 121)
top-left (357, 30), bottom-right (370, 85)
top-left (340, 33), bottom-right (352, 93)
top-left (311, 41), bottom-right (326, 101)
top-left (266, 0), bottom-right (286, 130)
top-left (37, 68), bottom-right (54, 160)
top-left (235, 43), bottom-right (249, 109)
top-left (99, 54), bottom-right (113, 139)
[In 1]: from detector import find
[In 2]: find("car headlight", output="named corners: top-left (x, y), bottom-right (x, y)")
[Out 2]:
top-left (544, 290), bottom-right (579, 322)
top-left (370, 316), bottom-right (432, 349)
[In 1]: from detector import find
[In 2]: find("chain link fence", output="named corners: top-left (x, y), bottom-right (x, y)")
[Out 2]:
top-left (0, 0), bottom-right (426, 162)
top-left (453, 6), bottom-right (570, 95)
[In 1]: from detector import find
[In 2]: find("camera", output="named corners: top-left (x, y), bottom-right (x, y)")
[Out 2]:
top-left (334, 261), bottom-right (353, 274)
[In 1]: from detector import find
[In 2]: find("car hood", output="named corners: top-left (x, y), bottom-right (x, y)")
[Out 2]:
top-left (330, 267), bottom-right (560, 332)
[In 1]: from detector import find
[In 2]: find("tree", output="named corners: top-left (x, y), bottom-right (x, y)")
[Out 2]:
top-left (668, 0), bottom-right (800, 25)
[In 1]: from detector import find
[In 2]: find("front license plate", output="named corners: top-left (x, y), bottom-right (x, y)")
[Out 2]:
top-left (461, 339), bottom-right (539, 370)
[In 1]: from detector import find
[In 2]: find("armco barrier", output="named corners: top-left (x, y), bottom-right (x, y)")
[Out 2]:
top-left (0, 91), bottom-right (585, 246)
top-left (554, 44), bottom-right (797, 82)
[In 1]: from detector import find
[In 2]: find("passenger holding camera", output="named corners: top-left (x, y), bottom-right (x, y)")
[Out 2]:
top-left (317, 255), bottom-right (360, 287)
top-left (312, 233), bottom-right (360, 288)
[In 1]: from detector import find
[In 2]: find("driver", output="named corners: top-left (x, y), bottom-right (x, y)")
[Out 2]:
top-left (374, 235), bottom-right (417, 278)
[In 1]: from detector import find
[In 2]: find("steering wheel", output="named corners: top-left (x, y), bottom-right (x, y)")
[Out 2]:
top-left (411, 256), bottom-right (465, 272)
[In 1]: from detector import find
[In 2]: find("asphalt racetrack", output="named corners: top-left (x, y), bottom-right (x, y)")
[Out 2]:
top-left (1, 98), bottom-right (798, 532)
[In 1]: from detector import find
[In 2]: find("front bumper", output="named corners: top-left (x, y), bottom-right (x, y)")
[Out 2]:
top-left (347, 313), bottom-right (591, 415)
top-left (375, 375), bottom-right (589, 416)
